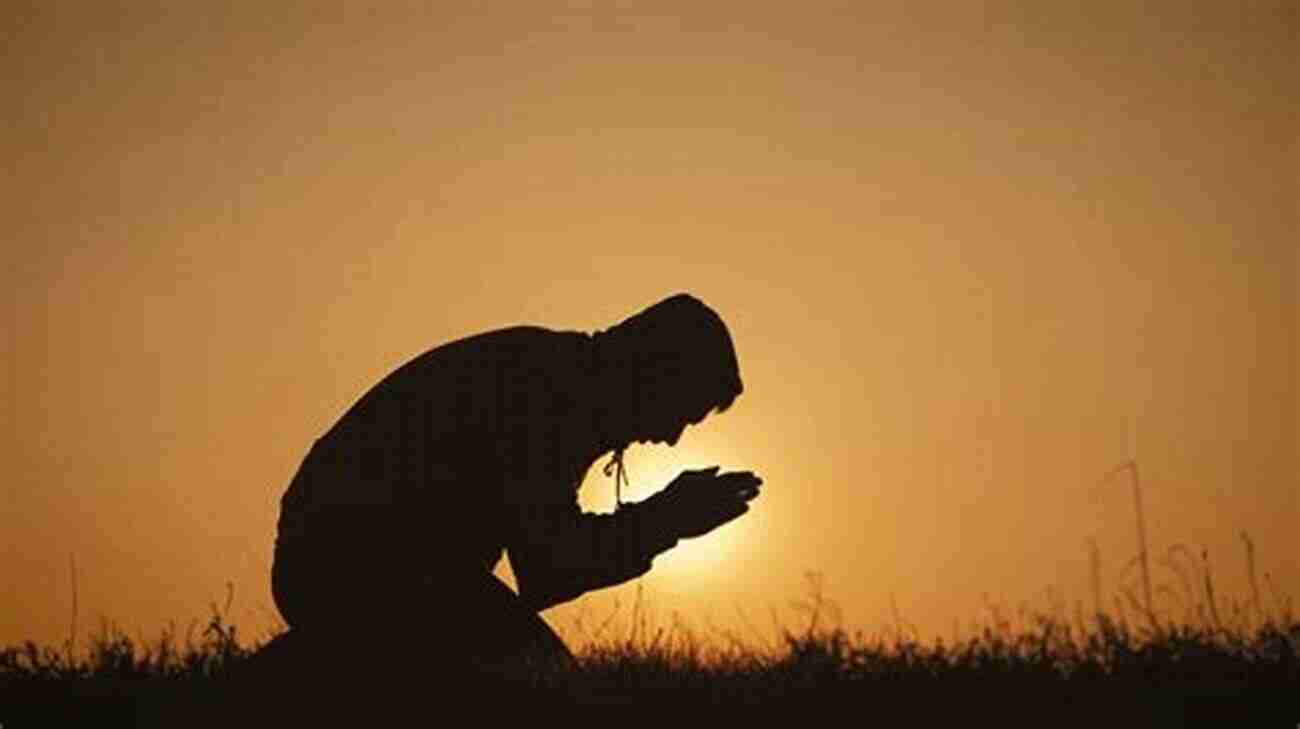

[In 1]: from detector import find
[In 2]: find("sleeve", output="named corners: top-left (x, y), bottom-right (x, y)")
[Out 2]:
top-left (493, 329), bottom-right (678, 611)
top-left (507, 497), bottom-right (679, 612)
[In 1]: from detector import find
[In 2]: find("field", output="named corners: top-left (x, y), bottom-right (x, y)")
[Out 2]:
top-left (2, 558), bottom-right (1296, 728)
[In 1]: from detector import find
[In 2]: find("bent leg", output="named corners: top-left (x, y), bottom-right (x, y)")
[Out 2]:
top-left (271, 502), bottom-right (424, 632)
top-left (416, 571), bottom-right (574, 671)
top-left (272, 529), bottom-right (571, 671)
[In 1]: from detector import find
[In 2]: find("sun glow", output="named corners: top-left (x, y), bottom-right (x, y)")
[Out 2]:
top-left (580, 440), bottom-right (754, 583)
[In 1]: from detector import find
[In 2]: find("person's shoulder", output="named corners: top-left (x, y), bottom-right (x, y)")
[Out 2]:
top-left (373, 327), bottom-right (590, 393)
top-left (380, 326), bottom-right (552, 372)
top-left (428, 325), bottom-right (583, 352)
top-left (455, 325), bottom-right (591, 362)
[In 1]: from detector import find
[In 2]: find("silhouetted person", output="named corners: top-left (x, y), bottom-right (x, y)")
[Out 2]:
top-left (268, 293), bottom-right (761, 682)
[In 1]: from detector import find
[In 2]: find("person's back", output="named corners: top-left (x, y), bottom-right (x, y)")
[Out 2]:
top-left (272, 325), bottom-right (591, 633)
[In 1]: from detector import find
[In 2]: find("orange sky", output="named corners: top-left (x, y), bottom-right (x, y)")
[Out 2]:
top-left (3, 2), bottom-right (1296, 650)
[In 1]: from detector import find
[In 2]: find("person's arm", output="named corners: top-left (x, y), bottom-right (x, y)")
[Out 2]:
top-left (493, 330), bottom-right (761, 609)
top-left (507, 497), bottom-right (678, 612)
top-left (506, 468), bottom-right (762, 611)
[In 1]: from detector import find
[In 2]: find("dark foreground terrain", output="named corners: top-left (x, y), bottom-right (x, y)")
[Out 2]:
top-left (2, 607), bottom-right (1296, 728)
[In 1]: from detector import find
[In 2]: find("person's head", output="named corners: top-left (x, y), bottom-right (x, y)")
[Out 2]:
top-left (593, 293), bottom-right (743, 449)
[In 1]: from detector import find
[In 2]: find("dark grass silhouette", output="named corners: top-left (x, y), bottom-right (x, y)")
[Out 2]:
top-left (3, 555), bottom-right (1296, 727)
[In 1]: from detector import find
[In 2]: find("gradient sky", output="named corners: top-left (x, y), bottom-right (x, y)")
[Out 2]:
top-left (4, 2), bottom-right (1295, 649)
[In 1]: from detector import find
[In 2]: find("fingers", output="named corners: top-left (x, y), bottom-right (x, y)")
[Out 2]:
top-left (670, 466), bottom-right (719, 490)
top-left (670, 479), bottom-right (754, 539)
top-left (670, 468), bottom-right (763, 508)
top-left (681, 500), bottom-right (749, 539)
top-left (684, 469), bottom-right (759, 486)
top-left (688, 466), bottom-right (721, 477)
top-left (712, 499), bottom-right (750, 526)
top-left (716, 471), bottom-right (762, 501)
top-left (680, 467), bottom-right (759, 485)
top-left (717, 471), bottom-right (761, 487)
top-left (683, 482), bottom-right (759, 520)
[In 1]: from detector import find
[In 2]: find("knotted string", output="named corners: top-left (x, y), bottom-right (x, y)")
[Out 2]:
top-left (603, 447), bottom-right (630, 511)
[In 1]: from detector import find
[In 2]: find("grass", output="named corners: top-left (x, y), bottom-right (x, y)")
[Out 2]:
top-left (2, 543), bottom-right (1297, 726)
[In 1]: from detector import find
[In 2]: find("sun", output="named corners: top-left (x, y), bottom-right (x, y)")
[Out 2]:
top-left (652, 503), bottom-right (746, 578)
top-left (579, 441), bottom-right (753, 583)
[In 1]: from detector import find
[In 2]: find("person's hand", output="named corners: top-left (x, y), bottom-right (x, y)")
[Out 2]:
top-left (645, 466), bottom-right (763, 540)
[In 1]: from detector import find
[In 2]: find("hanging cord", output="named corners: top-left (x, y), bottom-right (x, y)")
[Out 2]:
top-left (603, 447), bottom-right (630, 511)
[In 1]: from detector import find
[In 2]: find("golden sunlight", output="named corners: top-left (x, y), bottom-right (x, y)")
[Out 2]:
top-left (584, 440), bottom-right (757, 585)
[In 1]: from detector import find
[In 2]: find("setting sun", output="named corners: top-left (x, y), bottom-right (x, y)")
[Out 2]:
top-left (572, 439), bottom-right (758, 582)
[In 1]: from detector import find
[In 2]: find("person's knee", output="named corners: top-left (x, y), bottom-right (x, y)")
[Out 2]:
top-left (271, 543), bottom-right (383, 631)
top-left (269, 547), bottom-right (302, 629)
top-left (447, 576), bottom-right (572, 663)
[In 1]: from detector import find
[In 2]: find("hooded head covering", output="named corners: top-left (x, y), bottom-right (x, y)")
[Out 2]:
top-left (596, 293), bottom-right (743, 415)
